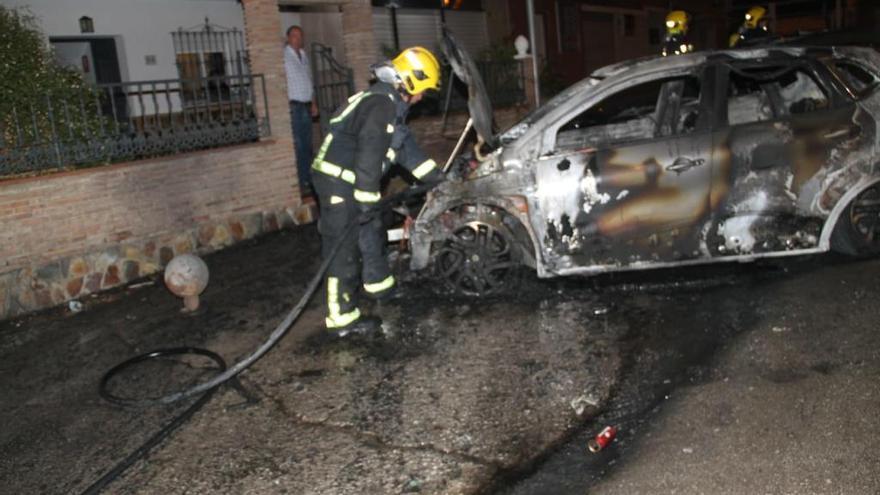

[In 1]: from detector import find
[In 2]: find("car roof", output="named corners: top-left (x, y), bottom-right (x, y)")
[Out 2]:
top-left (499, 45), bottom-right (876, 147)
top-left (589, 46), bottom-right (828, 79)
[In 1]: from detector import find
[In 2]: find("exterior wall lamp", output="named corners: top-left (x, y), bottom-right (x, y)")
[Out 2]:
top-left (79, 16), bottom-right (94, 34)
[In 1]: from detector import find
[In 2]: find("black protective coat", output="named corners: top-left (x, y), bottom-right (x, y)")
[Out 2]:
top-left (313, 81), bottom-right (442, 328)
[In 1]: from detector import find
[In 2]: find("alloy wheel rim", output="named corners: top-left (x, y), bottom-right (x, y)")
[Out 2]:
top-left (436, 221), bottom-right (516, 296)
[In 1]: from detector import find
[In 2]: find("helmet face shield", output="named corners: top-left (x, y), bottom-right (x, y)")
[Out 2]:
top-left (410, 69), bottom-right (440, 96)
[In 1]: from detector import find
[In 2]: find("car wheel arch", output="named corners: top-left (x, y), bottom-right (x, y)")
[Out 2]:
top-left (819, 174), bottom-right (880, 251)
top-left (411, 196), bottom-right (540, 271)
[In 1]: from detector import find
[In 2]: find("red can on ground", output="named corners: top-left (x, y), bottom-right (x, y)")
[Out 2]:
top-left (588, 425), bottom-right (617, 453)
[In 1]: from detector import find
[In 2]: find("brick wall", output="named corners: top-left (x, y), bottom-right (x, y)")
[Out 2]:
top-left (0, 0), bottom-right (317, 320)
top-left (342, 0), bottom-right (378, 91)
top-left (242, 0), bottom-right (294, 155)
top-left (0, 141), bottom-right (315, 320)
top-left (0, 94), bottom-right (525, 321)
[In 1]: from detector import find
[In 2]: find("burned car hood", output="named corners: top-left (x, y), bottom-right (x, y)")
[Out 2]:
top-left (441, 28), bottom-right (497, 148)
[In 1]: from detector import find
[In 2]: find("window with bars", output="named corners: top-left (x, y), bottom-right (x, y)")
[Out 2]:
top-left (172, 19), bottom-right (248, 106)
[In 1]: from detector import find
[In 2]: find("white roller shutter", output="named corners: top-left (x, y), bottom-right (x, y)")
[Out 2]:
top-left (443, 10), bottom-right (490, 57)
top-left (372, 8), bottom-right (489, 59)
top-left (372, 7), bottom-right (396, 55)
top-left (373, 8), bottom-right (440, 55)
top-left (398, 10), bottom-right (442, 51)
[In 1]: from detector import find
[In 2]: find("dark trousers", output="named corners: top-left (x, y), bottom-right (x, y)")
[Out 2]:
top-left (314, 174), bottom-right (360, 328)
top-left (359, 213), bottom-right (394, 292)
top-left (313, 174), bottom-right (394, 329)
top-left (289, 101), bottom-right (313, 191)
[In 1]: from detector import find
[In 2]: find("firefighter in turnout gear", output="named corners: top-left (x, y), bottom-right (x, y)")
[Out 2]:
top-left (312, 46), bottom-right (445, 335)
top-left (729, 6), bottom-right (771, 47)
top-left (662, 10), bottom-right (694, 57)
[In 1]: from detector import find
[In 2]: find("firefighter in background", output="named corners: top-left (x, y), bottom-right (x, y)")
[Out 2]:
top-left (729, 6), bottom-right (772, 47)
top-left (311, 46), bottom-right (445, 335)
top-left (662, 10), bottom-right (694, 57)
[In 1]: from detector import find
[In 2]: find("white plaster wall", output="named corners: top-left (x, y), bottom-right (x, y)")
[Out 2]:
top-left (7, 0), bottom-right (245, 83)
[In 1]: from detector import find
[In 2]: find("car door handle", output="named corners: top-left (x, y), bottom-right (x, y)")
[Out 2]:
top-left (666, 157), bottom-right (705, 174)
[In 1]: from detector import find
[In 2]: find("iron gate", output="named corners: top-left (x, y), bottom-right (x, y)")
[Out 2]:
top-left (310, 43), bottom-right (354, 133)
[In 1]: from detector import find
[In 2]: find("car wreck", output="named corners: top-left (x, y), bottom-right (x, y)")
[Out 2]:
top-left (409, 38), bottom-right (880, 296)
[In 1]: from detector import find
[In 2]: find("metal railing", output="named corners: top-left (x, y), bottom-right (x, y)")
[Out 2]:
top-left (172, 19), bottom-right (250, 85)
top-left (1, 74), bottom-right (270, 178)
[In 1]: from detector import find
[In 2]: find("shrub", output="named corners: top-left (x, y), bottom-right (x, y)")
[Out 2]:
top-left (0, 6), bottom-right (107, 175)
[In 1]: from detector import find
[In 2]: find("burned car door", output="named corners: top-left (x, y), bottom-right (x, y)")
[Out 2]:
top-left (534, 70), bottom-right (715, 272)
top-left (707, 61), bottom-right (862, 256)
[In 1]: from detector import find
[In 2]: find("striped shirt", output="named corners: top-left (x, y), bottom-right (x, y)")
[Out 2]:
top-left (284, 45), bottom-right (314, 102)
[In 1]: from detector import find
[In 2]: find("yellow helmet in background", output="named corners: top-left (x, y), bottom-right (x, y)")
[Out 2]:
top-left (665, 10), bottom-right (690, 36)
top-left (391, 46), bottom-right (441, 95)
top-left (744, 6), bottom-right (767, 29)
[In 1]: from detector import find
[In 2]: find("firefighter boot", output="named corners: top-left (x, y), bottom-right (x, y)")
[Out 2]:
top-left (328, 315), bottom-right (383, 337)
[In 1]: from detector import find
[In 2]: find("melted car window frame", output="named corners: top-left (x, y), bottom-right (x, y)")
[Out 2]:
top-left (829, 59), bottom-right (880, 99)
top-left (499, 77), bottom-right (603, 145)
top-left (552, 73), bottom-right (704, 152)
top-left (721, 62), bottom-right (832, 127)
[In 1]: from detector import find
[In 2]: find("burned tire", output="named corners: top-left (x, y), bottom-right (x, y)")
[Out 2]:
top-left (430, 205), bottom-right (523, 297)
top-left (831, 183), bottom-right (880, 257)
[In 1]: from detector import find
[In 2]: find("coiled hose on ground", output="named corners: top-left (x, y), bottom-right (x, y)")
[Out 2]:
top-left (81, 185), bottom-right (430, 494)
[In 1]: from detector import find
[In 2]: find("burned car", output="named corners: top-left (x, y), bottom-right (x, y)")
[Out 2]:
top-left (410, 43), bottom-right (880, 296)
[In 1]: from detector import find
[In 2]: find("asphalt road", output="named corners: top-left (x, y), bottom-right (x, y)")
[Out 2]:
top-left (0, 226), bottom-right (877, 494)
top-left (499, 254), bottom-right (880, 495)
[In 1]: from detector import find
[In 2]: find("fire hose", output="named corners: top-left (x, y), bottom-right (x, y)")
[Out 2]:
top-left (81, 184), bottom-right (432, 495)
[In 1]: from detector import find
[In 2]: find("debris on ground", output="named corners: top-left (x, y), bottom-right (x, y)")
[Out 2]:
top-left (588, 426), bottom-right (618, 453)
top-left (571, 395), bottom-right (600, 416)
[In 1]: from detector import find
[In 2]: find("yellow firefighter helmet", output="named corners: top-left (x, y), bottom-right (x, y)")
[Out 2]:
top-left (744, 6), bottom-right (767, 29)
top-left (391, 46), bottom-right (441, 95)
top-left (665, 10), bottom-right (690, 36)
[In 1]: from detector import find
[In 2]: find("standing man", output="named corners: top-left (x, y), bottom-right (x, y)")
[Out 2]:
top-left (312, 46), bottom-right (445, 335)
top-left (284, 25), bottom-right (318, 196)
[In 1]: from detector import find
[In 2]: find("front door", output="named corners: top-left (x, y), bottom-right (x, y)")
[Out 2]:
top-left (51, 37), bottom-right (125, 120)
top-left (51, 40), bottom-right (96, 85)
top-left (534, 71), bottom-right (713, 271)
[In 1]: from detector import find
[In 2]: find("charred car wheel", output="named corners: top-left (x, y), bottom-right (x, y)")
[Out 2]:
top-left (832, 183), bottom-right (880, 256)
top-left (431, 206), bottom-right (522, 297)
